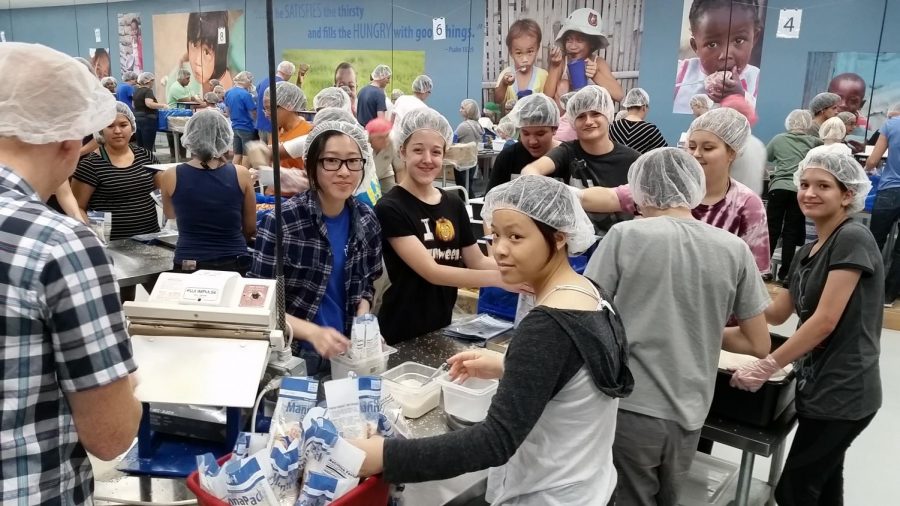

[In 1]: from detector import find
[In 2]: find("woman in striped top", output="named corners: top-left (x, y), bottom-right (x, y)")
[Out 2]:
top-left (608, 88), bottom-right (668, 154)
top-left (72, 101), bottom-right (160, 241)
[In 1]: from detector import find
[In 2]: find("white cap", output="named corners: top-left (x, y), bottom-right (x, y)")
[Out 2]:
top-left (622, 88), bottom-right (650, 109)
top-left (628, 147), bottom-right (706, 210)
top-left (554, 8), bottom-right (609, 50)
top-left (566, 85), bottom-right (614, 123)
top-left (0, 43), bottom-right (117, 144)
top-left (794, 152), bottom-right (871, 213)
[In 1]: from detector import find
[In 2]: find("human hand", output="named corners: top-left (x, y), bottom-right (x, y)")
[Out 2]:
top-left (502, 69), bottom-right (515, 85)
top-left (248, 168), bottom-right (259, 183)
top-left (584, 58), bottom-right (597, 79)
top-left (307, 326), bottom-right (350, 358)
top-left (350, 436), bottom-right (385, 477)
top-left (549, 47), bottom-right (564, 67)
top-left (729, 355), bottom-right (782, 392)
top-left (447, 349), bottom-right (504, 382)
top-left (280, 168), bottom-right (309, 194)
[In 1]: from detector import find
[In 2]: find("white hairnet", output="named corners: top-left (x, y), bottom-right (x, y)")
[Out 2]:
top-left (182, 109), bottom-right (233, 161)
top-left (482, 175), bottom-right (596, 255)
top-left (303, 120), bottom-right (371, 162)
top-left (566, 85), bottom-right (614, 123)
top-left (509, 93), bottom-right (559, 128)
top-left (690, 94), bottom-right (714, 110)
top-left (496, 116), bottom-right (516, 138)
top-left (313, 87), bottom-right (352, 112)
top-left (837, 111), bottom-right (856, 126)
top-left (785, 109), bottom-right (813, 132)
top-left (412, 75), bottom-right (433, 93)
top-left (314, 106), bottom-right (357, 125)
top-left (204, 92), bottom-right (221, 104)
top-left (809, 92), bottom-right (841, 115)
top-left (628, 147), bottom-right (706, 210)
top-left (372, 64), bottom-right (392, 80)
top-left (100, 76), bottom-right (117, 87)
top-left (265, 81), bottom-right (307, 112)
top-left (94, 101), bottom-right (136, 144)
top-left (391, 89), bottom-right (404, 101)
top-left (398, 107), bottom-right (454, 146)
top-left (122, 71), bottom-right (138, 82)
top-left (0, 43), bottom-right (116, 144)
top-left (688, 107), bottom-right (751, 154)
top-left (622, 88), bottom-right (650, 109)
top-left (277, 61), bottom-right (296, 76)
top-left (460, 99), bottom-right (480, 120)
top-left (614, 110), bottom-right (628, 121)
top-left (137, 72), bottom-right (155, 85)
top-left (819, 117), bottom-right (846, 142)
top-left (793, 152), bottom-right (871, 213)
top-left (559, 92), bottom-right (576, 107)
top-left (233, 71), bottom-right (253, 85)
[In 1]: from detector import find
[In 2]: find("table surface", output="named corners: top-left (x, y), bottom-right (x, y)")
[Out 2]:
top-left (107, 239), bottom-right (174, 287)
top-left (701, 404), bottom-right (798, 457)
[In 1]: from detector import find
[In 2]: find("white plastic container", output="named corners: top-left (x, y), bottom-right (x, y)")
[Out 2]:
top-left (330, 345), bottom-right (397, 380)
top-left (381, 362), bottom-right (441, 419)
top-left (436, 374), bottom-right (499, 423)
top-left (491, 139), bottom-right (507, 152)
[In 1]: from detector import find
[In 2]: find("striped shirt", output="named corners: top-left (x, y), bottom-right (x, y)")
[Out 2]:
top-left (608, 119), bottom-right (668, 154)
top-left (615, 179), bottom-right (770, 273)
top-left (73, 146), bottom-right (160, 240)
top-left (0, 164), bottom-right (136, 505)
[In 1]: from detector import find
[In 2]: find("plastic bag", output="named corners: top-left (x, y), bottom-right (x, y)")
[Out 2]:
top-left (270, 377), bottom-right (319, 450)
top-left (196, 453), bottom-right (228, 499)
top-left (270, 437), bottom-right (302, 505)
top-left (86, 211), bottom-right (112, 244)
top-left (295, 471), bottom-right (338, 506)
top-left (225, 454), bottom-right (279, 506)
top-left (349, 314), bottom-right (383, 360)
top-left (358, 376), bottom-right (382, 429)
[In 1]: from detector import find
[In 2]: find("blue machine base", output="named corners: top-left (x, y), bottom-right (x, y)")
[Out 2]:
top-left (117, 433), bottom-right (233, 478)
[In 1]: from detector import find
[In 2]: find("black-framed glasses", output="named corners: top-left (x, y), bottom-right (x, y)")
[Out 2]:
top-left (319, 157), bottom-right (366, 172)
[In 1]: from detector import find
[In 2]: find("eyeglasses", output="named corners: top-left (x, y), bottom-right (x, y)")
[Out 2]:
top-left (320, 157), bottom-right (366, 172)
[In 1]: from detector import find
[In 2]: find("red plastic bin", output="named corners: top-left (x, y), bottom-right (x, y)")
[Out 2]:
top-left (186, 455), bottom-right (390, 506)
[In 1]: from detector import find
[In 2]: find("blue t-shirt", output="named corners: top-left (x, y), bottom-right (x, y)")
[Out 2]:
top-left (116, 82), bottom-right (135, 110)
top-left (356, 84), bottom-right (386, 127)
top-left (879, 117), bottom-right (900, 191)
top-left (255, 76), bottom-right (284, 132)
top-left (225, 87), bottom-right (256, 132)
top-left (312, 205), bottom-right (350, 331)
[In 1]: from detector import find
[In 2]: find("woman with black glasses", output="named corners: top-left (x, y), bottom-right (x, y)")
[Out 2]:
top-left (250, 120), bottom-right (383, 376)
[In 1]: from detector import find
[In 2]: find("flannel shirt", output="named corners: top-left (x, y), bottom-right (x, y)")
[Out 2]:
top-left (250, 191), bottom-right (382, 337)
top-left (0, 165), bottom-right (136, 505)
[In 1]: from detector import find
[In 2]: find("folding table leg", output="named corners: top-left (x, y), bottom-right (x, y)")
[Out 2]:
top-left (733, 451), bottom-right (755, 506)
top-left (766, 442), bottom-right (786, 506)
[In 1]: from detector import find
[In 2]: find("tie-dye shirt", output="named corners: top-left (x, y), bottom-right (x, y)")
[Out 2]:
top-left (614, 179), bottom-right (770, 273)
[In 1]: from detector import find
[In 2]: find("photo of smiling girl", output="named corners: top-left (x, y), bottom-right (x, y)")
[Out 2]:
top-left (674, 0), bottom-right (768, 114)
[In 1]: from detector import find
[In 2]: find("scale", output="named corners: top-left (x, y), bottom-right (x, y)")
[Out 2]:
top-left (119, 270), bottom-right (291, 477)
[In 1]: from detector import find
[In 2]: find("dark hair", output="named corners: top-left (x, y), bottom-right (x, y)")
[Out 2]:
top-left (305, 131), bottom-right (365, 193)
top-left (534, 219), bottom-right (565, 262)
top-left (187, 11), bottom-right (229, 80)
top-left (506, 19), bottom-right (542, 49)
top-left (689, 0), bottom-right (760, 30)
top-left (558, 31), bottom-right (605, 55)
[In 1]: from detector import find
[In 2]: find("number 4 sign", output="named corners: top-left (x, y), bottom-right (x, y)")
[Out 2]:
top-left (777, 9), bottom-right (802, 39)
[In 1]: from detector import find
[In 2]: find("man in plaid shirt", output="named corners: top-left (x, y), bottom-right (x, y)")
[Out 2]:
top-left (0, 43), bottom-right (143, 504)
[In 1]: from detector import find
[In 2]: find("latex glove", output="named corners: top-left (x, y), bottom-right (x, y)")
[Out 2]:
top-left (350, 436), bottom-right (385, 477)
top-left (730, 355), bottom-right (782, 392)
top-left (280, 168), bottom-right (309, 194)
top-left (549, 46), bottom-right (564, 67)
top-left (307, 326), bottom-right (350, 358)
top-left (447, 349), bottom-right (505, 383)
top-left (584, 58), bottom-right (597, 79)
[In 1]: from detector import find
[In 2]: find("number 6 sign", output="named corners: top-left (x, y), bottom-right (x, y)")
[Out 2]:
top-left (776, 9), bottom-right (802, 39)
top-left (433, 17), bottom-right (446, 40)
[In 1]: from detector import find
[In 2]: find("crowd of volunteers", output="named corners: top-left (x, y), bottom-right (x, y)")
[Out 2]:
top-left (0, 5), bottom-right (888, 504)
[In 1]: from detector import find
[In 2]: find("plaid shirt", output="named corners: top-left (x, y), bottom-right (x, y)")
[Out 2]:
top-left (0, 165), bottom-right (136, 505)
top-left (250, 191), bottom-right (382, 337)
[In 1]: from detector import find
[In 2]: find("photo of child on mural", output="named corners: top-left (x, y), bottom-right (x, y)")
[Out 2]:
top-left (673, 0), bottom-right (769, 114)
top-left (118, 13), bottom-right (143, 74)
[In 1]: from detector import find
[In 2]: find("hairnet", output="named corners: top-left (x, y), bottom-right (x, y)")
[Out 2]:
top-left (809, 92), bottom-right (840, 115)
top-left (303, 120), bottom-right (371, 162)
top-left (504, 100), bottom-right (516, 112)
top-left (391, 90), bottom-right (404, 101)
top-left (819, 117), bottom-right (846, 142)
top-left (208, 79), bottom-right (221, 88)
top-left (0, 43), bottom-right (117, 144)
top-left (496, 116), bottom-right (516, 138)
top-left (233, 71), bottom-right (253, 85)
top-left (314, 107), bottom-right (357, 125)
top-left (122, 71), bottom-right (138, 82)
top-left (398, 107), bottom-right (454, 146)
top-left (784, 109), bottom-right (813, 133)
top-left (566, 85), bottom-right (614, 123)
top-left (176, 68), bottom-right (191, 80)
top-left (100, 76), bottom-right (117, 87)
top-left (482, 175), bottom-right (596, 255)
top-left (690, 94), bottom-right (713, 110)
top-left (372, 64), bottom-right (392, 80)
top-left (559, 92), bottom-right (576, 107)
top-left (182, 108), bottom-right (233, 161)
top-left (628, 147), bottom-right (706, 210)
top-left (265, 81), bottom-right (307, 112)
top-left (365, 117), bottom-right (393, 135)
top-left (204, 92), bottom-right (221, 104)
top-left (137, 72), bottom-right (155, 85)
top-left (412, 75), bottom-right (433, 93)
top-left (793, 152), bottom-right (871, 213)
top-left (277, 61), bottom-right (296, 76)
top-left (837, 111), bottom-right (856, 126)
top-left (509, 93), bottom-right (559, 128)
top-left (213, 85), bottom-right (225, 94)
top-left (614, 110), bottom-right (628, 121)
top-left (688, 107), bottom-right (751, 154)
top-left (313, 87), bottom-right (352, 111)
top-left (622, 88), bottom-right (650, 109)
top-left (461, 99), bottom-right (480, 120)
top-left (94, 101), bottom-right (136, 144)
